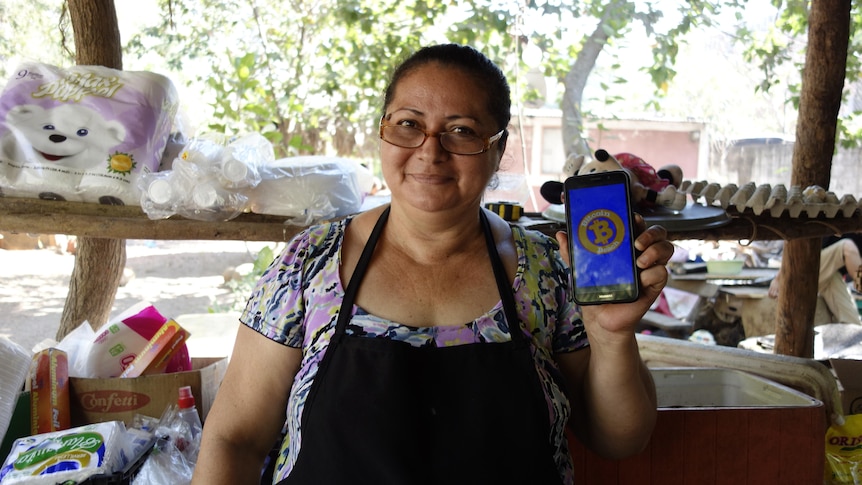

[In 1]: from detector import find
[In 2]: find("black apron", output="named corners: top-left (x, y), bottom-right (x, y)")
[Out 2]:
top-left (279, 208), bottom-right (563, 485)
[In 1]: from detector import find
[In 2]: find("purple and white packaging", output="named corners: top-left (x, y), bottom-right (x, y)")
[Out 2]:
top-left (0, 63), bottom-right (178, 205)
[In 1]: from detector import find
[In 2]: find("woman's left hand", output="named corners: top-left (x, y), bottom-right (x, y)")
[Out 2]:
top-left (556, 214), bottom-right (674, 337)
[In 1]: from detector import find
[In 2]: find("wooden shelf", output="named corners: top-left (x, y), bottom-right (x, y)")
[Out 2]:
top-left (523, 209), bottom-right (862, 241)
top-left (0, 196), bottom-right (307, 242)
top-left (2, 196), bottom-right (861, 242)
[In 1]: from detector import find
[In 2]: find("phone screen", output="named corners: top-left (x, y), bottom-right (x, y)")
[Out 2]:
top-left (564, 171), bottom-right (639, 304)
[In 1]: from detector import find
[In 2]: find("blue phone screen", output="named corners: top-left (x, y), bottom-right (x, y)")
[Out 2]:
top-left (567, 182), bottom-right (636, 289)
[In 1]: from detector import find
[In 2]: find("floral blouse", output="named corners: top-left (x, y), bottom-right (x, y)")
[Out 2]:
top-left (241, 215), bottom-right (588, 484)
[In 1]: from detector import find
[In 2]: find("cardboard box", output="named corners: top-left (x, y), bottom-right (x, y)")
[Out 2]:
top-left (830, 358), bottom-right (862, 415)
top-left (68, 357), bottom-right (227, 427)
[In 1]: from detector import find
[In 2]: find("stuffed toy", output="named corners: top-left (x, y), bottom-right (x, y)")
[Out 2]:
top-left (578, 149), bottom-right (686, 210)
top-left (542, 149), bottom-right (687, 211)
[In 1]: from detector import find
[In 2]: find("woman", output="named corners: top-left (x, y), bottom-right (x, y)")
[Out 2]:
top-left (193, 43), bottom-right (672, 485)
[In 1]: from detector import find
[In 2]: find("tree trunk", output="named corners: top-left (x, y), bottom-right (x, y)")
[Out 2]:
top-left (561, 0), bottom-right (629, 168)
top-left (774, 238), bottom-right (820, 357)
top-left (58, 0), bottom-right (125, 340)
top-left (61, 238), bottom-right (126, 332)
top-left (773, 0), bottom-right (850, 357)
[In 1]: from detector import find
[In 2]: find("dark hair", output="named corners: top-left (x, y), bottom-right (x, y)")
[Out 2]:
top-left (382, 44), bottom-right (511, 150)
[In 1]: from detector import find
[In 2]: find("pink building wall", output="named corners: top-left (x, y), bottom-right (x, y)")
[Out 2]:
top-left (497, 113), bottom-right (706, 212)
top-left (588, 127), bottom-right (701, 180)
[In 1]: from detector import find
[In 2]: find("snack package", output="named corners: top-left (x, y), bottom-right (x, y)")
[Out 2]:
top-left (56, 302), bottom-right (190, 378)
top-left (0, 421), bottom-right (125, 484)
top-left (0, 62), bottom-right (178, 205)
top-left (91, 302), bottom-right (191, 378)
top-left (119, 319), bottom-right (191, 378)
top-left (825, 414), bottom-right (862, 484)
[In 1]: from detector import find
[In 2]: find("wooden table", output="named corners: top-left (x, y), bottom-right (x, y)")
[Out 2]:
top-left (668, 268), bottom-right (833, 337)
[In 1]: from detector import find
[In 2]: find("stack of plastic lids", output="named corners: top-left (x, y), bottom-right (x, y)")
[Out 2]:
top-left (0, 337), bottom-right (31, 444)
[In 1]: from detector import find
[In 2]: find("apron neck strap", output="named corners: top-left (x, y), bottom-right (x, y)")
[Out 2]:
top-left (335, 206), bottom-right (390, 340)
top-left (480, 210), bottom-right (524, 342)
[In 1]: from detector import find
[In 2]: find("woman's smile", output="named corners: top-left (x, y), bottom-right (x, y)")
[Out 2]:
top-left (408, 172), bottom-right (454, 184)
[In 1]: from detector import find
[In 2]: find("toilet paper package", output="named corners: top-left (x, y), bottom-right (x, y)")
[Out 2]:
top-left (0, 421), bottom-right (126, 484)
top-left (0, 62), bottom-right (179, 205)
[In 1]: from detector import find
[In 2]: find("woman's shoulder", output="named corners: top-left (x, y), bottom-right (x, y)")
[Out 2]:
top-left (512, 224), bottom-right (560, 253)
top-left (279, 216), bottom-right (352, 261)
top-left (511, 224), bottom-right (568, 287)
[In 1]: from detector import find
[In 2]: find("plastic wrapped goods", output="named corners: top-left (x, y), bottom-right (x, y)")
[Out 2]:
top-left (139, 134), bottom-right (272, 221)
top-left (246, 156), bottom-right (367, 225)
top-left (0, 62), bottom-right (178, 205)
top-left (0, 421), bottom-right (126, 484)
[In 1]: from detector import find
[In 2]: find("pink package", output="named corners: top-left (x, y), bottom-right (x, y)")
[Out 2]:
top-left (86, 302), bottom-right (191, 378)
top-left (0, 62), bottom-right (178, 205)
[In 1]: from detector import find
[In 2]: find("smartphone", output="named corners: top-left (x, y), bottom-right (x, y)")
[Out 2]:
top-left (564, 171), bottom-right (639, 305)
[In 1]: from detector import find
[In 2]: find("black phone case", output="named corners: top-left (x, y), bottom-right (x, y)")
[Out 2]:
top-left (564, 171), bottom-right (639, 305)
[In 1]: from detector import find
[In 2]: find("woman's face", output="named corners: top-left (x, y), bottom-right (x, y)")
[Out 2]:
top-left (380, 62), bottom-right (503, 215)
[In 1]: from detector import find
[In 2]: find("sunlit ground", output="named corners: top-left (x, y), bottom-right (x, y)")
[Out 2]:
top-left (0, 239), bottom-right (273, 353)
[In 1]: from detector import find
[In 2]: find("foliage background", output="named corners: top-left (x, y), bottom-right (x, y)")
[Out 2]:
top-left (1, 0), bottom-right (860, 178)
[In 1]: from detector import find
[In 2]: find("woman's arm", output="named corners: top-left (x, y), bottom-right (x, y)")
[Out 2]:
top-left (192, 325), bottom-right (302, 484)
top-left (554, 219), bottom-right (671, 458)
top-left (555, 340), bottom-right (656, 458)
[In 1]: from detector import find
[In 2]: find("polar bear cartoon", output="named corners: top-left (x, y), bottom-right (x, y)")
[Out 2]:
top-left (1, 103), bottom-right (126, 171)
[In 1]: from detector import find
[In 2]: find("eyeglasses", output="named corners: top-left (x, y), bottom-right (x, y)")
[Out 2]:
top-left (379, 118), bottom-right (504, 155)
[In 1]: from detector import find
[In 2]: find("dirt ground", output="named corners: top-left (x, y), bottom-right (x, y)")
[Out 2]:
top-left (0, 238), bottom-right (276, 354)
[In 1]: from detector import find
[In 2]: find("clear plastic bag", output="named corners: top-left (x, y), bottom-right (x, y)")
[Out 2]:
top-left (246, 156), bottom-right (367, 225)
top-left (131, 436), bottom-right (193, 485)
top-left (139, 134), bottom-right (271, 221)
top-left (131, 403), bottom-right (200, 485)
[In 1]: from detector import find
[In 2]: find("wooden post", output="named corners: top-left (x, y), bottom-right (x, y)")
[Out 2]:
top-left (58, 0), bottom-right (126, 340)
top-left (774, 238), bottom-right (820, 357)
top-left (67, 0), bottom-right (123, 69)
top-left (774, 0), bottom-right (851, 357)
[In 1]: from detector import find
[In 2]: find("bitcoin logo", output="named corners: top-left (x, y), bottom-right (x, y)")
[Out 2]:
top-left (578, 209), bottom-right (625, 254)
top-left (588, 219), bottom-right (614, 245)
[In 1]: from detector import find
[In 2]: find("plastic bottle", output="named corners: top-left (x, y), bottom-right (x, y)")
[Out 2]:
top-left (219, 155), bottom-right (253, 188)
top-left (147, 178), bottom-right (174, 206)
top-left (177, 385), bottom-right (203, 441)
